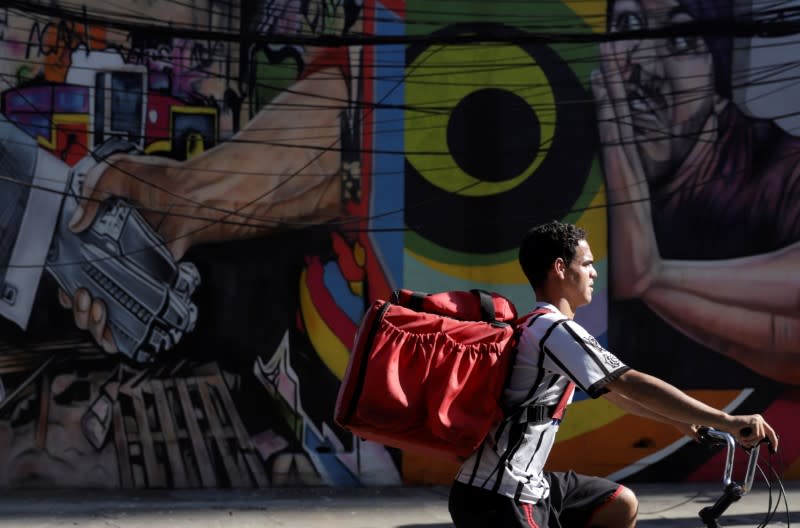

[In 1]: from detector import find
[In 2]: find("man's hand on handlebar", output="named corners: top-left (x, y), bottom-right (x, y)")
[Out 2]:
top-left (723, 414), bottom-right (778, 452)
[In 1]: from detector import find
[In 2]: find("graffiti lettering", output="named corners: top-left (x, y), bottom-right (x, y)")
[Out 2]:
top-left (125, 36), bottom-right (229, 85)
top-left (188, 40), bottom-right (226, 72)
top-left (125, 39), bottom-right (173, 69)
top-left (26, 19), bottom-right (90, 59)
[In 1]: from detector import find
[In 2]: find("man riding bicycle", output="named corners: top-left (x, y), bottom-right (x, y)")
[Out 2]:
top-left (448, 221), bottom-right (779, 528)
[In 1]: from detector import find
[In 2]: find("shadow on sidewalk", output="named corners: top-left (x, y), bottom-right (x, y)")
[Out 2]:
top-left (399, 525), bottom-right (453, 528)
top-left (639, 511), bottom-right (800, 527)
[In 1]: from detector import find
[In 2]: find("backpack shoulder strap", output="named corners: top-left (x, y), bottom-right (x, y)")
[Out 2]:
top-left (552, 382), bottom-right (575, 421)
top-left (515, 306), bottom-right (553, 329)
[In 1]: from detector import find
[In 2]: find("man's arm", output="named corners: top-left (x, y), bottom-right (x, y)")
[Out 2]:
top-left (603, 391), bottom-right (699, 440)
top-left (605, 369), bottom-right (778, 450)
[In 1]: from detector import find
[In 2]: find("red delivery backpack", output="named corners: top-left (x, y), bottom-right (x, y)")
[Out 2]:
top-left (334, 288), bottom-right (545, 460)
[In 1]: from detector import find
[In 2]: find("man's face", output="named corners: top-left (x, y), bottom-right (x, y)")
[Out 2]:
top-left (607, 0), bottom-right (719, 185)
top-left (564, 240), bottom-right (596, 309)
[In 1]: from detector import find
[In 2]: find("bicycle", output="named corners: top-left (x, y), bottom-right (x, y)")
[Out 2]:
top-left (695, 426), bottom-right (790, 527)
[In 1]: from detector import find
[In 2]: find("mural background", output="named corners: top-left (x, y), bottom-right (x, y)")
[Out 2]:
top-left (0, 0), bottom-right (797, 488)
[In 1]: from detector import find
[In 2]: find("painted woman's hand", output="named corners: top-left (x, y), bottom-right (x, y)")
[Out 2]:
top-left (591, 41), bottom-right (661, 299)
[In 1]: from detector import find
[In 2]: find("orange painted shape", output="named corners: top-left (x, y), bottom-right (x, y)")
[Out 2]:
top-left (547, 390), bottom-right (741, 477)
top-left (547, 413), bottom-right (682, 475)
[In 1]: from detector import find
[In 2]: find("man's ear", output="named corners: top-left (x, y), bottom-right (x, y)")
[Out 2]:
top-left (553, 257), bottom-right (566, 279)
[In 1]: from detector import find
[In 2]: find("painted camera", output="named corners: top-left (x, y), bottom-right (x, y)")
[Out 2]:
top-left (46, 139), bottom-right (200, 363)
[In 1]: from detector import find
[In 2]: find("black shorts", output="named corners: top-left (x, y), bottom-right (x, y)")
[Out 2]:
top-left (448, 471), bottom-right (624, 528)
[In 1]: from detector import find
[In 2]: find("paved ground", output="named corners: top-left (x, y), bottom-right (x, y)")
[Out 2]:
top-left (0, 482), bottom-right (797, 527)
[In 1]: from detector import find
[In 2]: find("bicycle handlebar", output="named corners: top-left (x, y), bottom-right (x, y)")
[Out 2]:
top-left (696, 427), bottom-right (763, 528)
top-left (696, 427), bottom-right (761, 493)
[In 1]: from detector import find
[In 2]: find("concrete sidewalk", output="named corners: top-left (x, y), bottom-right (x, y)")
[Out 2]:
top-left (0, 482), bottom-right (796, 527)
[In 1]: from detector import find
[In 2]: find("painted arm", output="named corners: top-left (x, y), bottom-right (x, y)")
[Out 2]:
top-left (70, 61), bottom-right (348, 259)
top-left (643, 248), bottom-right (800, 383)
top-left (60, 60), bottom-right (348, 353)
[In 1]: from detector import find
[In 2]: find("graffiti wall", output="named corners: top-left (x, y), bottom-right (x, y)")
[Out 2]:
top-left (0, 0), bottom-right (797, 488)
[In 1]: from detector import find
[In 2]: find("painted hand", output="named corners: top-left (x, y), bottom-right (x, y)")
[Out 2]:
top-left (591, 41), bottom-right (661, 299)
top-left (57, 153), bottom-right (192, 354)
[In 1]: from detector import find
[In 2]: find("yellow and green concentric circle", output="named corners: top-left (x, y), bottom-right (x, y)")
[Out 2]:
top-left (405, 44), bottom-right (556, 197)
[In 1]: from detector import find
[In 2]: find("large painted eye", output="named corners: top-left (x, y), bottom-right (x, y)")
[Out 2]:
top-left (404, 23), bottom-right (596, 255)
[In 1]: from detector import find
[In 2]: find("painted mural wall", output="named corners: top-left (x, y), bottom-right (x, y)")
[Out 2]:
top-left (0, 0), bottom-right (797, 488)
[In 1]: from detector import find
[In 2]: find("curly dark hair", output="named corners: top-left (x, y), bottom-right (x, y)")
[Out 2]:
top-left (518, 221), bottom-right (587, 290)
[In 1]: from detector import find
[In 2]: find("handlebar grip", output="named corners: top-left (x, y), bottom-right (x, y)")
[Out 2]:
top-left (696, 426), bottom-right (729, 448)
top-left (740, 427), bottom-right (752, 437)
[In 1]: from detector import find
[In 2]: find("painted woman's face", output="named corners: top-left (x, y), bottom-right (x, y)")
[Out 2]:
top-left (608, 0), bottom-right (720, 185)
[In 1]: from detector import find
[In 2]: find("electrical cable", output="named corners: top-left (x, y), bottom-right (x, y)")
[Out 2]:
top-left (5, 19), bottom-right (800, 78)
top-left (4, 21), bottom-right (800, 139)
top-left (20, 0), bottom-right (800, 38)
top-left (0, 36), bottom-right (446, 271)
top-left (4, 110), bottom-right (800, 272)
top-left (1, 2), bottom-right (800, 255)
top-left (3, 60), bottom-right (800, 232)
top-left (8, 0), bottom-right (800, 48)
top-left (9, 2), bottom-right (800, 51)
top-left (0, 65), bottom-right (789, 218)
top-left (1, 3), bottom-right (798, 515)
top-left (4, 54), bottom-right (796, 156)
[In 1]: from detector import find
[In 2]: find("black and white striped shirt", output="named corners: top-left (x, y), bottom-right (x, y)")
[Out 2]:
top-left (454, 302), bottom-right (630, 504)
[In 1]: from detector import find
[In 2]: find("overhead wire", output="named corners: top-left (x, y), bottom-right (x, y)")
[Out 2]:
top-left (0, 4), bottom-right (796, 521)
top-left (4, 6), bottom-right (800, 90)
top-left (1, 56), bottom-right (798, 182)
top-left (4, 5), bottom-right (800, 93)
top-left (41, 0), bottom-right (800, 38)
top-left (3, 0), bottom-right (605, 36)
top-left (5, 27), bottom-right (800, 76)
top-left (0, 0), bottom-right (796, 256)
top-left (4, 97), bottom-right (800, 271)
top-left (0, 20), bottom-right (447, 270)
top-left (0, 72), bottom-right (796, 212)
top-left (6, 31), bottom-right (800, 143)
top-left (8, 0), bottom-right (800, 49)
top-left (1, 62), bottom-right (793, 162)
